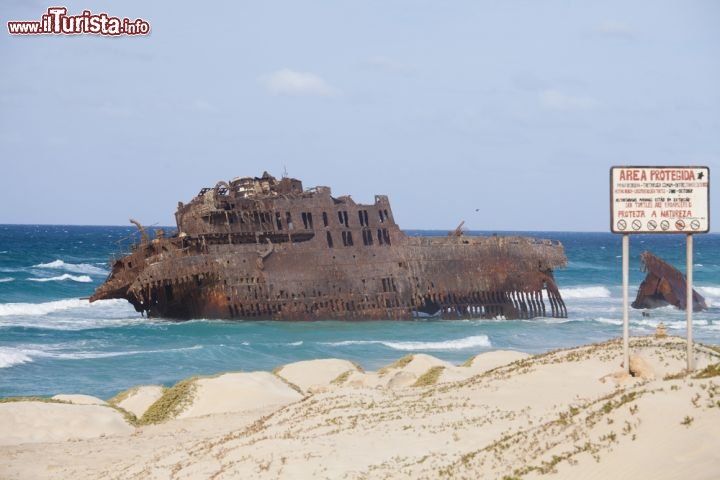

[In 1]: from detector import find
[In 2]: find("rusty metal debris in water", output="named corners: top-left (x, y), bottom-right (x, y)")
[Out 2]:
top-left (632, 251), bottom-right (707, 312)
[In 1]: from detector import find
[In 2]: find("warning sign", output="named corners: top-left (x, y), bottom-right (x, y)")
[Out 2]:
top-left (610, 166), bottom-right (710, 234)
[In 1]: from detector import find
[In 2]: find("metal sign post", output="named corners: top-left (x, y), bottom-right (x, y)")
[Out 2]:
top-left (622, 234), bottom-right (630, 372)
top-left (610, 166), bottom-right (709, 373)
top-left (686, 234), bottom-right (694, 371)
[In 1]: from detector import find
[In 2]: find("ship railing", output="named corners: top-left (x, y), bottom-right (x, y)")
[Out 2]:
top-left (108, 230), bottom-right (143, 262)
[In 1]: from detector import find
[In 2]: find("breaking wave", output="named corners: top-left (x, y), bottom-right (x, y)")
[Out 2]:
top-left (559, 286), bottom-right (611, 299)
top-left (697, 286), bottom-right (720, 307)
top-left (0, 344), bottom-right (203, 368)
top-left (0, 298), bottom-right (143, 331)
top-left (28, 274), bottom-right (93, 283)
top-left (0, 346), bottom-right (34, 368)
top-left (0, 298), bottom-right (90, 317)
top-left (0, 277), bottom-right (14, 283)
top-left (45, 345), bottom-right (204, 360)
top-left (594, 317), bottom-right (622, 326)
top-left (323, 335), bottom-right (491, 351)
top-left (33, 259), bottom-right (107, 276)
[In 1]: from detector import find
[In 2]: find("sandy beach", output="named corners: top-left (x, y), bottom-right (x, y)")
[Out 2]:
top-left (1, 335), bottom-right (719, 479)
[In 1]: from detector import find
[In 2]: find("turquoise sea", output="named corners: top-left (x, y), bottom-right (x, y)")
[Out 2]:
top-left (1, 225), bottom-right (718, 399)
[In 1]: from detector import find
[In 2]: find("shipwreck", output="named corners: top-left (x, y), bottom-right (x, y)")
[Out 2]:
top-left (90, 172), bottom-right (568, 320)
top-left (632, 251), bottom-right (707, 312)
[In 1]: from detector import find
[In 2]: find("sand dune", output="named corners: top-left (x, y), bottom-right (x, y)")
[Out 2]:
top-left (275, 358), bottom-right (362, 393)
top-left (0, 401), bottom-right (133, 446)
top-left (1, 336), bottom-right (719, 479)
top-left (110, 385), bottom-right (165, 419)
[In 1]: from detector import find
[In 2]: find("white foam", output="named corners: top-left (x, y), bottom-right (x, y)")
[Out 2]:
top-left (634, 318), bottom-right (700, 329)
top-left (323, 335), bottom-right (491, 351)
top-left (595, 317), bottom-right (622, 326)
top-left (0, 344), bottom-right (203, 367)
top-left (28, 274), bottom-right (93, 283)
top-left (0, 298), bottom-right (89, 317)
top-left (559, 286), bottom-right (612, 299)
top-left (46, 345), bottom-right (203, 360)
top-left (0, 347), bottom-right (33, 368)
top-left (0, 299), bottom-right (137, 331)
top-left (0, 277), bottom-right (14, 283)
top-left (384, 335), bottom-right (492, 350)
top-left (33, 260), bottom-right (107, 276)
top-left (697, 286), bottom-right (720, 307)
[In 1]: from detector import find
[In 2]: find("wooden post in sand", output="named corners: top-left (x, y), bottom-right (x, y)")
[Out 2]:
top-left (622, 234), bottom-right (630, 373)
top-left (686, 234), bottom-right (694, 372)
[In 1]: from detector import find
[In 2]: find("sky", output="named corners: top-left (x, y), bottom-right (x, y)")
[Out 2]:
top-left (1, 1), bottom-right (718, 231)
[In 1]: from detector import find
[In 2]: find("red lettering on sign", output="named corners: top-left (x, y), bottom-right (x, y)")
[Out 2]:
top-left (619, 169), bottom-right (647, 181)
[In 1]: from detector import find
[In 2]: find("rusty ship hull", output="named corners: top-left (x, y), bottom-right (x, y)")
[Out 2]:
top-left (632, 251), bottom-right (707, 312)
top-left (91, 173), bottom-right (567, 321)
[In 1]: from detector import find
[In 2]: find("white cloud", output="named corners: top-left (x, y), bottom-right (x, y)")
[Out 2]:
top-left (260, 69), bottom-right (340, 97)
top-left (540, 90), bottom-right (599, 111)
top-left (593, 21), bottom-right (634, 39)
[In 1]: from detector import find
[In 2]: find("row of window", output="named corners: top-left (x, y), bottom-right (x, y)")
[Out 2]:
top-left (213, 208), bottom-right (391, 229)
top-left (326, 228), bottom-right (391, 248)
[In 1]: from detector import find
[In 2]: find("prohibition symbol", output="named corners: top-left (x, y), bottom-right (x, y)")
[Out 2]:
top-left (660, 220), bottom-right (670, 231)
top-left (616, 219), bottom-right (627, 231)
top-left (690, 219), bottom-right (701, 230)
top-left (647, 220), bottom-right (657, 230)
top-left (631, 219), bottom-right (642, 230)
top-left (675, 219), bottom-right (686, 230)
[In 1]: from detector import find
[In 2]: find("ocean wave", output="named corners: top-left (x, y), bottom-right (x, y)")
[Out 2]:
top-left (0, 298), bottom-right (90, 317)
top-left (533, 317), bottom-right (575, 325)
top-left (0, 298), bottom-right (135, 329)
top-left (28, 274), bottom-right (93, 283)
top-left (33, 259), bottom-right (107, 276)
top-left (0, 277), bottom-right (14, 283)
top-left (594, 317), bottom-right (622, 326)
top-left (697, 286), bottom-right (720, 307)
top-left (635, 318), bottom-right (709, 330)
top-left (559, 286), bottom-right (612, 299)
top-left (45, 344), bottom-right (204, 360)
top-left (0, 344), bottom-right (203, 368)
top-left (322, 335), bottom-right (491, 351)
top-left (0, 346), bottom-right (34, 368)
top-left (567, 261), bottom-right (611, 271)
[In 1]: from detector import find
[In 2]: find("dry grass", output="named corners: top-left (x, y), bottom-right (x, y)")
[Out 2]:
top-left (138, 378), bottom-right (198, 425)
top-left (378, 354), bottom-right (415, 376)
top-left (413, 366), bottom-right (446, 387)
top-left (0, 396), bottom-right (67, 404)
top-left (330, 370), bottom-right (354, 386)
top-left (107, 386), bottom-right (142, 406)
